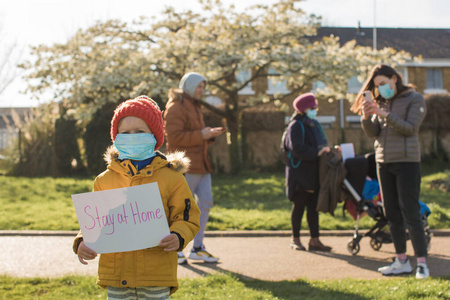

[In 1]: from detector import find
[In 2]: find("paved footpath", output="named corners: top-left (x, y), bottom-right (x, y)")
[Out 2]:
top-left (1, 231), bottom-right (449, 280)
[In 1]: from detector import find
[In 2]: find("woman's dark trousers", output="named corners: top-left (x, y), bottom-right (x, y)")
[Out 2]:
top-left (377, 162), bottom-right (427, 257)
top-left (291, 189), bottom-right (319, 238)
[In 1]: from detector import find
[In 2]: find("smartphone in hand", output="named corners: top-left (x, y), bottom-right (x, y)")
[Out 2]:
top-left (363, 91), bottom-right (373, 102)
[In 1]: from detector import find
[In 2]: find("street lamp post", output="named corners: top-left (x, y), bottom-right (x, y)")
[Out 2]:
top-left (373, 0), bottom-right (377, 50)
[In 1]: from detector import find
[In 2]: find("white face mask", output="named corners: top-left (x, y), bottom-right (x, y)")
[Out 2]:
top-left (306, 108), bottom-right (318, 119)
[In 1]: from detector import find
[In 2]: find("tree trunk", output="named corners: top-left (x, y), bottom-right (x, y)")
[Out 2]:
top-left (203, 90), bottom-right (242, 174)
top-left (227, 109), bottom-right (241, 174)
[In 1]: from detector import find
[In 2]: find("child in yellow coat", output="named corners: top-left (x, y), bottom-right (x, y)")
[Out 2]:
top-left (73, 95), bottom-right (200, 299)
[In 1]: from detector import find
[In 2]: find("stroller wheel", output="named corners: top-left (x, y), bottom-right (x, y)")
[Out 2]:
top-left (347, 239), bottom-right (360, 255)
top-left (370, 238), bottom-right (382, 251)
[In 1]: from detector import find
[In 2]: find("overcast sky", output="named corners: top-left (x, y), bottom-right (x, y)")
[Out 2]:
top-left (1, 0), bottom-right (449, 107)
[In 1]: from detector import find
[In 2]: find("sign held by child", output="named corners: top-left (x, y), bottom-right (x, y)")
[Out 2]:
top-left (72, 182), bottom-right (170, 254)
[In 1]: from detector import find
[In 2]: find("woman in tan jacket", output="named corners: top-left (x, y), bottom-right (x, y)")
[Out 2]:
top-left (164, 72), bottom-right (224, 264)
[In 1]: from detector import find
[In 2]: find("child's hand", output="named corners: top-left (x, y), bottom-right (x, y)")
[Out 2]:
top-left (77, 241), bottom-right (98, 265)
top-left (158, 234), bottom-right (180, 252)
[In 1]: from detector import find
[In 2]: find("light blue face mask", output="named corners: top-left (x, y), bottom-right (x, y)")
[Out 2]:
top-left (306, 108), bottom-right (318, 119)
top-left (114, 133), bottom-right (157, 161)
top-left (378, 83), bottom-right (395, 99)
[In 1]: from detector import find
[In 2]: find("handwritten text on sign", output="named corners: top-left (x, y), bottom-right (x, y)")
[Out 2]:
top-left (72, 183), bottom-right (170, 254)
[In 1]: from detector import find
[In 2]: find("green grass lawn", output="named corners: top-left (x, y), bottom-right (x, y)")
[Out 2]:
top-left (1, 274), bottom-right (448, 300)
top-left (0, 168), bottom-right (449, 231)
top-left (1, 168), bottom-right (449, 300)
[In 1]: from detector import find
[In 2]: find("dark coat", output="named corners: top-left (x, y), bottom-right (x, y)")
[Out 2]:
top-left (285, 114), bottom-right (321, 201)
top-left (317, 148), bottom-right (347, 215)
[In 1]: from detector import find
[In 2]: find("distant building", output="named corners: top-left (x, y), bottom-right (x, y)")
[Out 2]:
top-left (0, 107), bottom-right (31, 151)
top-left (236, 27), bottom-right (450, 128)
top-left (226, 27), bottom-right (450, 168)
top-left (307, 27), bottom-right (450, 128)
top-left (312, 26), bottom-right (450, 95)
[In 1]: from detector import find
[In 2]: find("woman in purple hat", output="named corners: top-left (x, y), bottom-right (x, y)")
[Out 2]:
top-left (284, 92), bottom-right (332, 251)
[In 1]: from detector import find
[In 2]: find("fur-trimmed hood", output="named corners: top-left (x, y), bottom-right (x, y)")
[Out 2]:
top-left (103, 145), bottom-right (190, 174)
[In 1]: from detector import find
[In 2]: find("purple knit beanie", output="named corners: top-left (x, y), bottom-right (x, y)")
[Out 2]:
top-left (293, 93), bottom-right (317, 113)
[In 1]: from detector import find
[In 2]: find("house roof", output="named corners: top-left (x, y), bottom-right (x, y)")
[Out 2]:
top-left (310, 27), bottom-right (450, 59)
top-left (0, 107), bottom-right (31, 129)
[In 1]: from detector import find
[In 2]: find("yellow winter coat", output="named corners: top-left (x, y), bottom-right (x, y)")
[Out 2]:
top-left (73, 148), bottom-right (200, 295)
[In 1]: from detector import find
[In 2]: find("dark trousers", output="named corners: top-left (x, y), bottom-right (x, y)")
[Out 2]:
top-left (377, 162), bottom-right (427, 257)
top-left (291, 189), bottom-right (319, 238)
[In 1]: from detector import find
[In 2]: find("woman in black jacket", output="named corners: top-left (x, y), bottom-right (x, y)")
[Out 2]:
top-left (285, 93), bottom-right (331, 251)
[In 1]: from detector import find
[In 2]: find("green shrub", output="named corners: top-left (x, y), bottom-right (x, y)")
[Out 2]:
top-left (54, 115), bottom-right (84, 175)
top-left (83, 102), bottom-right (117, 175)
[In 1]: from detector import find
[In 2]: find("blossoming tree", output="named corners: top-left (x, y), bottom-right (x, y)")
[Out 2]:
top-left (22, 0), bottom-right (412, 173)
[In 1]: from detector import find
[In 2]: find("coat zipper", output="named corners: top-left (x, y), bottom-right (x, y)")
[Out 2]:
top-left (383, 101), bottom-right (393, 161)
top-left (184, 198), bottom-right (191, 221)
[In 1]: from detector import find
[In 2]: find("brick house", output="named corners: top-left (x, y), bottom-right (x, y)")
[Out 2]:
top-left (224, 27), bottom-right (450, 128)
top-left (307, 27), bottom-right (450, 153)
top-left (206, 27), bottom-right (450, 171)
top-left (313, 27), bottom-right (450, 95)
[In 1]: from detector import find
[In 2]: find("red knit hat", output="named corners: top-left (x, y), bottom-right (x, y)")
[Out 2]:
top-left (110, 95), bottom-right (164, 150)
top-left (293, 93), bottom-right (318, 113)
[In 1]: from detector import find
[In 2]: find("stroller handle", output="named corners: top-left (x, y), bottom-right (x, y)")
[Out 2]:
top-left (344, 178), bottom-right (362, 202)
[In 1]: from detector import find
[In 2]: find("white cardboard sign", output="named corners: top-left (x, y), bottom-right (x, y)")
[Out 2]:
top-left (340, 143), bottom-right (355, 163)
top-left (72, 182), bottom-right (170, 254)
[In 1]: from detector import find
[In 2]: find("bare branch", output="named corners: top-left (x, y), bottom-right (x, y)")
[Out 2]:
top-left (197, 99), bottom-right (227, 117)
top-left (0, 39), bottom-right (23, 95)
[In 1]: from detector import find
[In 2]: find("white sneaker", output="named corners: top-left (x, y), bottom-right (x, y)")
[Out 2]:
top-left (378, 258), bottom-right (412, 275)
top-left (188, 246), bottom-right (219, 263)
top-left (415, 263), bottom-right (430, 279)
top-left (177, 252), bottom-right (187, 264)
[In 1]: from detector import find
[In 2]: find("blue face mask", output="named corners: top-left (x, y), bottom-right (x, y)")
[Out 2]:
top-left (114, 133), bottom-right (157, 161)
top-left (378, 83), bottom-right (395, 99)
top-left (306, 108), bottom-right (318, 119)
